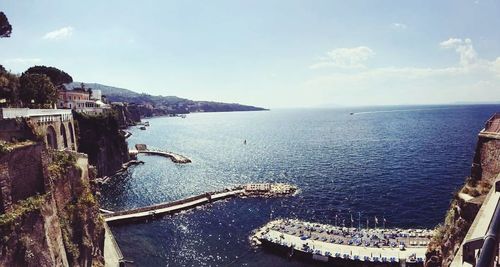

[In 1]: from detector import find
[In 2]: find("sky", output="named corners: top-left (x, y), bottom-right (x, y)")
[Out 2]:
top-left (1, 0), bottom-right (500, 108)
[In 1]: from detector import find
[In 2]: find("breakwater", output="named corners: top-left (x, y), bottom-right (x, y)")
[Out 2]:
top-left (129, 143), bottom-right (192, 163)
top-left (252, 219), bottom-right (433, 266)
top-left (104, 183), bottom-right (297, 224)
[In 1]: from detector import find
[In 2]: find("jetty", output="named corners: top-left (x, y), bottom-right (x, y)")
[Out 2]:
top-left (251, 219), bottom-right (433, 266)
top-left (129, 144), bottom-right (191, 163)
top-left (103, 183), bottom-right (297, 224)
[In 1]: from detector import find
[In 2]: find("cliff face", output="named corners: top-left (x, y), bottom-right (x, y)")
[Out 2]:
top-left (112, 104), bottom-right (141, 128)
top-left (471, 136), bottom-right (500, 183)
top-left (0, 144), bottom-right (104, 266)
top-left (73, 111), bottom-right (130, 177)
top-left (427, 128), bottom-right (499, 266)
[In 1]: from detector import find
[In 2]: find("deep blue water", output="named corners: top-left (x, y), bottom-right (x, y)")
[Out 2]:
top-left (100, 105), bottom-right (500, 266)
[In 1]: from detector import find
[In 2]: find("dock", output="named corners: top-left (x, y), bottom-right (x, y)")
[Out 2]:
top-left (251, 219), bottom-right (433, 266)
top-left (103, 183), bottom-right (297, 224)
top-left (104, 221), bottom-right (125, 267)
top-left (129, 144), bottom-right (191, 163)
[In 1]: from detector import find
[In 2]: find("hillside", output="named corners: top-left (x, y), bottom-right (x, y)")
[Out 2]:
top-left (65, 82), bottom-right (267, 113)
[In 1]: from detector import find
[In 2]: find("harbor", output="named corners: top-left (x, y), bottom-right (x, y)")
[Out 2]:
top-left (251, 219), bottom-right (433, 266)
top-left (103, 183), bottom-right (297, 224)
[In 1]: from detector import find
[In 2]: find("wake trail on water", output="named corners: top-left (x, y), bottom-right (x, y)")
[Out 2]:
top-left (353, 107), bottom-right (454, 115)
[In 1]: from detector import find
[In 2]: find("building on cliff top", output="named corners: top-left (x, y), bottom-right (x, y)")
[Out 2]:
top-left (58, 85), bottom-right (110, 115)
top-left (0, 108), bottom-right (78, 151)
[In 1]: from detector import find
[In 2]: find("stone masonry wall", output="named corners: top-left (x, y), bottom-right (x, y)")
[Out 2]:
top-left (0, 119), bottom-right (37, 143)
top-left (471, 135), bottom-right (500, 183)
top-left (0, 143), bottom-right (46, 214)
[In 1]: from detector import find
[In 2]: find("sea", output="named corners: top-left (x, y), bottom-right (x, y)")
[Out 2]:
top-left (100, 105), bottom-right (500, 266)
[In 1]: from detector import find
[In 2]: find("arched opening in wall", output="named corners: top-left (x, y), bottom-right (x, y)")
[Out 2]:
top-left (68, 122), bottom-right (75, 146)
top-left (46, 125), bottom-right (58, 149)
top-left (60, 123), bottom-right (68, 148)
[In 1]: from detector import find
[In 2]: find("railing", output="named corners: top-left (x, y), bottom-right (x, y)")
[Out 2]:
top-left (462, 179), bottom-right (500, 266)
top-left (0, 108), bottom-right (73, 121)
top-left (476, 199), bottom-right (500, 267)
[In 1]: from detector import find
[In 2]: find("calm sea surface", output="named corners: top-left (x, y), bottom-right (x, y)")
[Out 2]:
top-left (100, 105), bottom-right (500, 266)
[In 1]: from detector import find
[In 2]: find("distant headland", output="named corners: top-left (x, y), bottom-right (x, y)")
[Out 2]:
top-left (65, 82), bottom-right (268, 115)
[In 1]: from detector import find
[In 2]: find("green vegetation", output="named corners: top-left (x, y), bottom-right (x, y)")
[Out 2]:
top-left (0, 194), bottom-right (47, 227)
top-left (59, 174), bottom-right (100, 262)
top-left (19, 73), bottom-right (57, 107)
top-left (0, 12), bottom-right (12, 38)
top-left (0, 68), bottom-right (19, 104)
top-left (0, 140), bottom-right (36, 156)
top-left (67, 82), bottom-right (267, 114)
top-left (59, 211), bottom-right (80, 260)
top-left (428, 175), bottom-right (492, 264)
top-left (462, 176), bottom-right (492, 197)
top-left (0, 65), bottom-right (71, 107)
top-left (47, 150), bottom-right (77, 181)
top-left (24, 66), bottom-right (73, 87)
top-left (0, 140), bottom-right (12, 155)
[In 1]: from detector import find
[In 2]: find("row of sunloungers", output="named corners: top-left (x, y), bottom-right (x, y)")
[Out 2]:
top-left (409, 240), bottom-right (429, 246)
top-left (262, 235), bottom-right (424, 263)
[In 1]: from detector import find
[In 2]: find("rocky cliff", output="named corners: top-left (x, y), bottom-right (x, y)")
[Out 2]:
top-left (73, 111), bottom-right (130, 177)
top-left (112, 103), bottom-right (142, 128)
top-left (426, 116), bottom-right (499, 266)
top-left (0, 143), bottom-right (104, 266)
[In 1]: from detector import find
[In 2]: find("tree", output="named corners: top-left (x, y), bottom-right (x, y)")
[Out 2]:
top-left (0, 71), bottom-right (19, 103)
top-left (0, 12), bottom-right (12, 38)
top-left (19, 73), bottom-right (57, 107)
top-left (24, 65), bottom-right (73, 86)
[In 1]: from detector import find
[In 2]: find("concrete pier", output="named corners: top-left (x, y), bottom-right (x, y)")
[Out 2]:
top-left (104, 189), bottom-right (244, 224)
top-left (129, 144), bottom-right (191, 163)
top-left (103, 183), bottom-right (296, 224)
top-left (104, 222), bottom-right (125, 267)
top-left (252, 219), bottom-right (433, 266)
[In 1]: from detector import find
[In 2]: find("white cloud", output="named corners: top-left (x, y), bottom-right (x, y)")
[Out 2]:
top-left (440, 38), bottom-right (478, 67)
top-left (310, 46), bottom-right (375, 69)
top-left (492, 57), bottom-right (500, 77)
top-left (305, 38), bottom-right (500, 106)
top-left (43, 26), bottom-right (74, 40)
top-left (391, 23), bottom-right (407, 30)
top-left (3, 58), bottom-right (42, 64)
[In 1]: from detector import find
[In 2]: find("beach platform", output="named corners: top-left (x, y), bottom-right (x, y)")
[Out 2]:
top-left (252, 219), bottom-right (433, 266)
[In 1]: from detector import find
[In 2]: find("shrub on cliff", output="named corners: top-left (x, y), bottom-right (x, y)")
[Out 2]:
top-left (0, 194), bottom-right (46, 228)
top-left (59, 176), bottom-right (101, 264)
top-left (47, 150), bottom-right (76, 181)
top-left (0, 141), bottom-right (12, 155)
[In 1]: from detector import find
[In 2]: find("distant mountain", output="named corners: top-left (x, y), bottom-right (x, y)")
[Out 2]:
top-left (65, 82), bottom-right (267, 113)
top-left (450, 101), bottom-right (500, 105)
